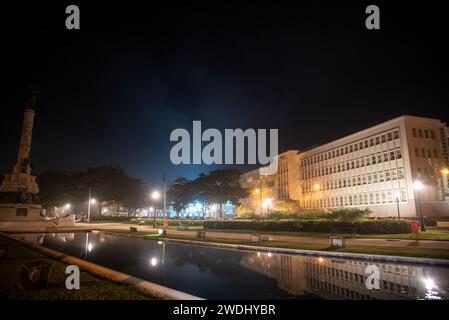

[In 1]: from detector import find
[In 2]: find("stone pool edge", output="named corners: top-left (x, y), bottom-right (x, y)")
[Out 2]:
top-left (0, 232), bottom-right (203, 300)
top-left (97, 230), bottom-right (449, 266)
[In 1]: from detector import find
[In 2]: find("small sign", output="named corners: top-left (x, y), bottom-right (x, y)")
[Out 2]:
top-left (330, 236), bottom-right (345, 248)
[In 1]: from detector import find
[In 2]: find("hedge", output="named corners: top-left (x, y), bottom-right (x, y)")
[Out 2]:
top-left (130, 218), bottom-right (205, 227)
top-left (203, 219), bottom-right (411, 234)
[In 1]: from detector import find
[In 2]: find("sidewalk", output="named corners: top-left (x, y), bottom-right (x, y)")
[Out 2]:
top-left (73, 223), bottom-right (449, 250)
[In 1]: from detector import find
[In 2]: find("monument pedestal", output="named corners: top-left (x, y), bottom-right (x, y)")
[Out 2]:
top-left (0, 91), bottom-right (74, 228)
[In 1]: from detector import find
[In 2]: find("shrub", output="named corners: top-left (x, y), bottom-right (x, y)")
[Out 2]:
top-left (203, 219), bottom-right (410, 234)
top-left (130, 218), bottom-right (205, 227)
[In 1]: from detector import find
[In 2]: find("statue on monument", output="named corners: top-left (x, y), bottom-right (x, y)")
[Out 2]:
top-left (27, 89), bottom-right (40, 109)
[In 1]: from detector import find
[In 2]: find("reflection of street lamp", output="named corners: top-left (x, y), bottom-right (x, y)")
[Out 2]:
top-left (394, 191), bottom-right (401, 219)
top-left (150, 257), bottom-right (158, 267)
top-left (413, 181), bottom-right (426, 231)
top-left (151, 191), bottom-right (161, 227)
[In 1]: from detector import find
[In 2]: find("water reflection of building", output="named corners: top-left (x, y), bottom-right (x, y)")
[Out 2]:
top-left (241, 253), bottom-right (448, 300)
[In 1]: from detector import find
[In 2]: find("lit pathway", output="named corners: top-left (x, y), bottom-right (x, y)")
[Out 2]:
top-left (69, 223), bottom-right (449, 250)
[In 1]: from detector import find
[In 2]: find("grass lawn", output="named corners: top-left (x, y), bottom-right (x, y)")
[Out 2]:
top-left (100, 229), bottom-right (449, 260)
top-left (0, 235), bottom-right (159, 300)
top-left (195, 228), bottom-right (449, 241)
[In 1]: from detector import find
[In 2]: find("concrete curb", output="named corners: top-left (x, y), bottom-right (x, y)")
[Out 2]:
top-left (98, 230), bottom-right (449, 266)
top-left (1, 232), bottom-right (203, 300)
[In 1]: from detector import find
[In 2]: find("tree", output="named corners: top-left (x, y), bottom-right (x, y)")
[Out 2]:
top-left (197, 169), bottom-right (249, 218)
top-left (38, 165), bottom-right (147, 216)
top-left (37, 171), bottom-right (72, 213)
top-left (167, 177), bottom-right (194, 215)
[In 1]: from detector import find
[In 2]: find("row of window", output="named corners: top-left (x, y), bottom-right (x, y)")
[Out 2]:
top-left (415, 148), bottom-right (438, 159)
top-left (412, 127), bottom-right (436, 139)
top-left (301, 129), bottom-right (400, 166)
top-left (310, 278), bottom-right (376, 300)
top-left (303, 168), bottom-right (406, 193)
top-left (302, 148), bottom-right (403, 180)
top-left (417, 167), bottom-right (436, 179)
top-left (304, 189), bottom-right (408, 208)
top-left (308, 264), bottom-right (418, 298)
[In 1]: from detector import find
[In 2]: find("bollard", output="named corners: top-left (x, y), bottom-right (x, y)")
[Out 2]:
top-left (196, 231), bottom-right (207, 239)
top-left (19, 261), bottom-right (51, 290)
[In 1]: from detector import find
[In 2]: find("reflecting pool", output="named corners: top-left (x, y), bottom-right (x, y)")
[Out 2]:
top-left (16, 232), bottom-right (449, 300)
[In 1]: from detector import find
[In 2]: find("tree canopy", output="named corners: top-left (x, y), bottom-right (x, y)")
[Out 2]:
top-left (167, 169), bottom-right (248, 217)
top-left (37, 165), bottom-right (147, 216)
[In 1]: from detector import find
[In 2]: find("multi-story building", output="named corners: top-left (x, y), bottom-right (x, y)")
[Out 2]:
top-left (240, 150), bottom-right (300, 214)
top-left (241, 116), bottom-right (449, 217)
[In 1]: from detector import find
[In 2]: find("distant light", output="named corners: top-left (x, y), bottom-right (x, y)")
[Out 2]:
top-left (90, 198), bottom-right (97, 204)
top-left (210, 204), bottom-right (218, 212)
top-left (313, 184), bottom-right (320, 191)
top-left (262, 198), bottom-right (272, 208)
top-left (102, 207), bottom-right (108, 213)
top-left (257, 252), bottom-right (261, 257)
top-left (423, 278), bottom-right (436, 290)
top-left (158, 229), bottom-right (164, 235)
top-left (414, 181), bottom-right (424, 190)
top-left (195, 202), bottom-right (203, 210)
top-left (151, 191), bottom-right (161, 200)
top-left (64, 203), bottom-right (71, 209)
top-left (87, 243), bottom-right (93, 252)
top-left (157, 241), bottom-right (163, 245)
top-left (441, 168), bottom-right (449, 176)
top-left (318, 257), bottom-right (324, 263)
top-left (267, 252), bottom-right (272, 257)
top-left (149, 206), bottom-right (154, 212)
top-left (150, 257), bottom-right (158, 267)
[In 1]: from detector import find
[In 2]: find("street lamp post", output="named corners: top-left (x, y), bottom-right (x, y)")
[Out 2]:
top-left (394, 191), bottom-right (401, 219)
top-left (413, 181), bottom-right (426, 232)
top-left (163, 174), bottom-right (167, 223)
top-left (87, 188), bottom-right (96, 223)
top-left (254, 188), bottom-right (262, 215)
top-left (151, 190), bottom-right (161, 227)
top-left (442, 168), bottom-right (449, 198)
top-left (313, 184), bottom-right (320, 210)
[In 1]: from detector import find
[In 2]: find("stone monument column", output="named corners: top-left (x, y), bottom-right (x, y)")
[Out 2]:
top-left (17, 107), bottom-right (36, 168)
top-left (0, 90), bottom-right (41, 220)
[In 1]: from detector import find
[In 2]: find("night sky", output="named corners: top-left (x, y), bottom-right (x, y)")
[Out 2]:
top-left (1, 1), bottom-right (448, 186)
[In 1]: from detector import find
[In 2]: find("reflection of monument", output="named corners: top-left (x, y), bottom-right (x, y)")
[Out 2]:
top-left (0, 90), bottom-right (43, 220)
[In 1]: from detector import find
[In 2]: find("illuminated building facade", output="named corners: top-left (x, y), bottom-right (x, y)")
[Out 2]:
top-left (241, 116), bottom-right (449, 217)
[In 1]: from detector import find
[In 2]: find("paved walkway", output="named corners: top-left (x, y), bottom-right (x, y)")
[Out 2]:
top-left (67, 223), bottom-right (449, 250)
